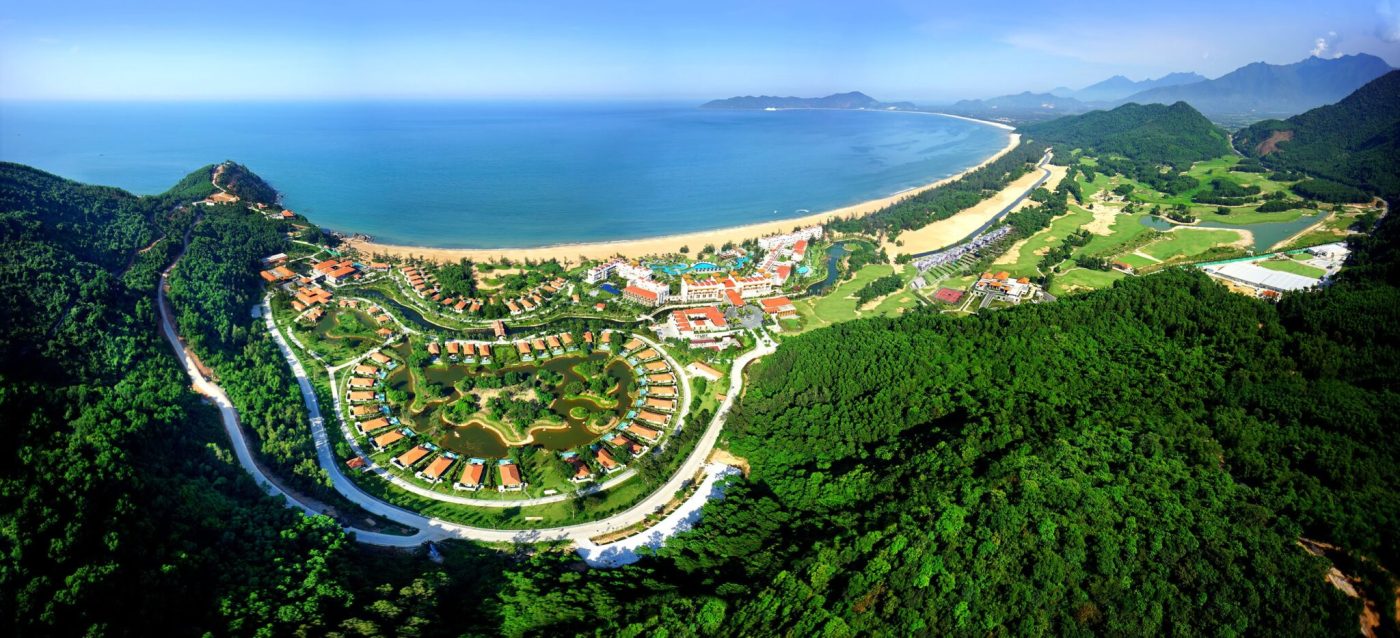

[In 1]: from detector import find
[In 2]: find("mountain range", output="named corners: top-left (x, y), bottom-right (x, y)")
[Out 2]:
top-left (944, 54), bottom-right (1395, 125)
top-left (700, 91), bottom-right (915, 110)
top-left (1125, 53), bottom-right (1394, 120)
top-left (1053, 72), bottom-right (1207, 102)
top-left (1237, 70), bottom-right (1400, 199)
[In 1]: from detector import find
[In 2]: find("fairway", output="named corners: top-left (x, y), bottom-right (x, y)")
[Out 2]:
top-left (1258, 258), bottom-right (1326, 278)
top-left (1116, 253), bottom-right (1158, 269)
top-left (1141, 228), bottom-right (1242, 262)
top-left (1050, 267), bottom-right (1125, 295)
top-left (1203, 206), bottom-right (1309, 225)
top-left (792, 263), bottom-right (905, 332)
top-left (991, 204), bottom-right (1094, 278)
top-left (1080, 212), bottom-right (1154, 257)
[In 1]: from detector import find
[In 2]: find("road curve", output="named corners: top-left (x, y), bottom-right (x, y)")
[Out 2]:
top-left (261, 294), bottom-right (773, 543)
top-left (156, 218), bottom-right (770, 549)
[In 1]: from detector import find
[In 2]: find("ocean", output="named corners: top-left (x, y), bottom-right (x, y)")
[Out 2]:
top-left (0, 101), bottom-right (1010, 248)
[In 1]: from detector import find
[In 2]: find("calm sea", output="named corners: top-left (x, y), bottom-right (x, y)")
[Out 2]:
top-left (0, 101), bottom-right (1009, 248)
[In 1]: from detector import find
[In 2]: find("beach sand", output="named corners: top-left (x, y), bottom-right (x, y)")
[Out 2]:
top-left (884, 163), bottom-right (1066, 258)
top-left (344, 129), bottom-right (1022, 265)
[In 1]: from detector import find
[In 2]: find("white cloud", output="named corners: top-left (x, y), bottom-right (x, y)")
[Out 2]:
top-left (1310, 31), bottom-right (1343, 58)
top-left (1381, 0), bottom-right (1400, 42)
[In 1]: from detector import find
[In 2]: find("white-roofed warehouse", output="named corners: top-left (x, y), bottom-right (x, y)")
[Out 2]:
top-left (1202, 262), bottom-right (1321, 293)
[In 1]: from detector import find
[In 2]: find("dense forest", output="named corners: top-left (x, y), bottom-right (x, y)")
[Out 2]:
top-left (1238, 70), bottom-right (1400, 200)
top-left (4, 73), bottom-right (1400, 635)
top-left (485, 213), bottom-right (1400, 637)
top-left (1024, 101), bottom-right (1230, 168)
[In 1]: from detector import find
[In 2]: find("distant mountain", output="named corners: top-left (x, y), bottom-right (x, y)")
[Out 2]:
top-left (1023, 101), bottom-right (1230, 168)
top-left (699, 91), bottom-right (915, 110)
top-left (1237, 70), bottom-right (1400, 199)
top-left (943, 92), bottom-right (1089, 123)
top-left (1069, 72), bottom-right (1207, 102)
top-left (1121, 54), bottom-right (1394, 120)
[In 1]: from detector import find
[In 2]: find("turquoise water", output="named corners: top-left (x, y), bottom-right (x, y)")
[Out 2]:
top-left (0, 101), bottom-right (1009, 248)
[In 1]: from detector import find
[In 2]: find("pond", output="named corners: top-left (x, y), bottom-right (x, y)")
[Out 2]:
top-left (394, 351), bottom-right (637, 457)
top-left (1140, 213), bottom-right (1326, 253)
top-left (354, 288), bottom-right (496, 338)
top-left (311, 308), bottom-right (376, 350)
top-left (805, 242), bottom-right (852, 296)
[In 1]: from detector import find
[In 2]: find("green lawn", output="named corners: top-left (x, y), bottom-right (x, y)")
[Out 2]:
top-left (991, 204), bottom-right (1095, 278)
top-left (1116, 253), bottom-right (1158, 269)
top-left (1050, 268), bottom-right (1126, 296)
top-left (1203, 206), bottom-right (1310, 226)
top-left (1258, 258), bottom-right (1326, 278)
top-left (792, 263), bottom-right (904, 332)
top-left (1078, 154), bottom-right (1299, 217)
top-left (1141, 229), bottom-right (1243, 262)
top-left (1079, 212), bottom-right (1153, 257)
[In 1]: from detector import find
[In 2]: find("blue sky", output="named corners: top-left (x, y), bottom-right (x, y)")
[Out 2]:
top-left (2, 0), bottom-right (1398, 102)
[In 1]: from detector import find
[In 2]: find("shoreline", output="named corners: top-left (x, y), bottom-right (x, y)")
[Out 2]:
top-left (346, 130), bottom-right (1022, 264)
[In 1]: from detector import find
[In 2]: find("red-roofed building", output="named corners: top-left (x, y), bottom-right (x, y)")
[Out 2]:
top-left (772, 264), bottom-right (793, 285)
top-left (670, 306), bottom-right (729, 339)
top-left (758, 296), bottom-right (796, 318)
top-left (791, 239), bottom-right (808, 261)
top-left (622, 285), bottom-right (664, 307)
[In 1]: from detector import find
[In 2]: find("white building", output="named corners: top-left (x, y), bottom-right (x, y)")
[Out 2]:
top-left (757, 225), bottom-right (824, 251)
top-left (584, 259), bottom-right (623, 284)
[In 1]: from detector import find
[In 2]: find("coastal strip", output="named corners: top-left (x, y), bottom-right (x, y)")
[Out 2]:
top-left (345, 131), bottom-right (1022, 264)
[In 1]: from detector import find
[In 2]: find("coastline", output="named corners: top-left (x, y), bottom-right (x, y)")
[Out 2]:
top-left (346, 130), bottom-right (1022, 264)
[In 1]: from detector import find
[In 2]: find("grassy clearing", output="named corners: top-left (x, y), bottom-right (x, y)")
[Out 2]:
top-left (1117, 253), bottom-right (1158, 269)
top-left (1079, 212), bottom-right (1154, 257)
top-left (1202, 206), bottom-right (1309, 225)
top-left (992, 205), bottom-right (1095, 278)
top-left (1050, 268), bottom-right (1126, 296)
top-left (1258, 258), bottom-right (1327, 278)
top-left (1141, 229), bottom-right (1243, 262)
top-left (791, 264), bottom-right (896, 332)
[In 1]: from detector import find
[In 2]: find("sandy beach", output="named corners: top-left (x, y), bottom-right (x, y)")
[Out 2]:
top-left (345, 127), bottom-right (1022, 265)
top-left (884, 163), bottom-right (1066, 257)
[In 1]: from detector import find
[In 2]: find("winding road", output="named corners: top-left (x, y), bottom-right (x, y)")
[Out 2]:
top-left (157, 235), bottom-right (770, 547)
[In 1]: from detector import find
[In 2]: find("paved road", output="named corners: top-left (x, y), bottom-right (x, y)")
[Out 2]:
top-left (158, 245), bottom-right (432, 546)
top-left (156, 193), bottom-right (773, 549)
top-left (250, 291), bottom-right (770, 544)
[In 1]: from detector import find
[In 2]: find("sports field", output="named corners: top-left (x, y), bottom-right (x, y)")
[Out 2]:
top-left (1141, 229), bottom-right (1242, 262)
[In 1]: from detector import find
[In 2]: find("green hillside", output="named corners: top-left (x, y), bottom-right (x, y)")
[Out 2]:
top-left (1024, 101), bottom-right (1230, 168)
top-left (1237, 70), bottom-right (1400, 200)
top-left (4, 156), bottom-right (1399, 635)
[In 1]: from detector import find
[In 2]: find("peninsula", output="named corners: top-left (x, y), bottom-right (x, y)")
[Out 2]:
top-left (700, 90), bottom-right (916, 110)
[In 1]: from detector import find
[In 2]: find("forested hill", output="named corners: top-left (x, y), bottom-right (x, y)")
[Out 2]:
top-left (700, 91), bottom-right (915, 110)
top-left (216, 160), bottom-right (280, 204)
top-left (0, 163), bottom-right (177, 365)
top-left (6, 151), bottom-right (1400, 634)
top-left (0, 163), bottom-right (447, 636)
top-left (1023, 101), bottom-right (1230, 168)
top-left (1237, 70), bottom-right (1400, 200)
top-left (498, 212), bottom-right (1400, 636)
